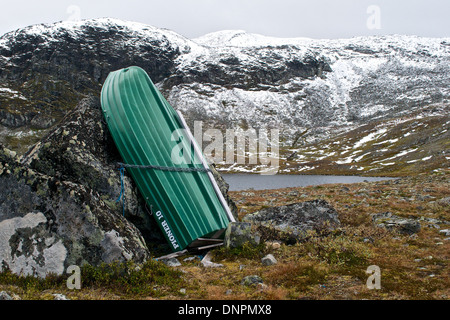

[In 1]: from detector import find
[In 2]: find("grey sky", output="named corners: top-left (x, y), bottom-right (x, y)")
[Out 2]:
top-left (1, 0), bottom-right (449, 39)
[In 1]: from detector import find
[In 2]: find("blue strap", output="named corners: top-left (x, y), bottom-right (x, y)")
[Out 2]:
top-left (116, 166), bottom-right (125, 216)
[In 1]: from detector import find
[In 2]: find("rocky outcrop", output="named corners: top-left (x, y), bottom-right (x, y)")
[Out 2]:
top-left (243, 199), bottom-right (341, 243)
top-left (0, 145), bottom-right (149, 277)
top-left (0, 96), bottom-right (238, 277)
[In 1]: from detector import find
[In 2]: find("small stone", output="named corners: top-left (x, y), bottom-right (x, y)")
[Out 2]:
top-left (437, 197), bottom-right (450, 206)
top-left (241, 275), bottom-right (263, 286)
top-left (257, 283), bottom-right (268, 291)
top-left (183, 256), bottom-right (197, 262)
top-left (265, 241), bottom-right (281, 250)
top-left (0, 291), bottom-right (13, 300)
top-left (261, 254), bottom-right (277, 266)
top-left (52, 293), bottom-right (69, 300)
top-left (162, 258), bottom-right (181, 267)
top-left (201, 260), bottom-right (223, 268)
top-left (201, 252), bottom-right (223, 268)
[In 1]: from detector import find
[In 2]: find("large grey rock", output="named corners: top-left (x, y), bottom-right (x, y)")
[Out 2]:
top-left (243, 199), bottom-right (341, 243)
top-left (0, 164), bottom-right (150, 277)
top-left (0, 98), bottom-right (152, 278)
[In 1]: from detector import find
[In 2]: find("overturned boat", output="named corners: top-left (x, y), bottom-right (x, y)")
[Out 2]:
top-left (101, 66), bottom-right (235, 252)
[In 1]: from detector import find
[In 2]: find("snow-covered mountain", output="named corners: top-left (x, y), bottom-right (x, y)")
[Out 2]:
top-left (0, 18), bottom-right (448, 175)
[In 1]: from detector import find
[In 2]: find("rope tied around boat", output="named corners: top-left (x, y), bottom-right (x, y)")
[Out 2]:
top-left (115, 162), bottom-right (212, 217)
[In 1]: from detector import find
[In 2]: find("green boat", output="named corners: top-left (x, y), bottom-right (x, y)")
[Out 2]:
top-left (100, 66), bottom-right (235, 252)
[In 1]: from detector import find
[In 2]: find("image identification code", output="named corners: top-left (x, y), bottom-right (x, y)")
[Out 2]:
top-left (178, 304), bottom-right (272, 317)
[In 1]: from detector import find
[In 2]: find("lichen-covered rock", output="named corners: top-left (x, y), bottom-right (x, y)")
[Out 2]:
top-left (0, 212), bottom-right (67, 277)
top-left (0, 97), bottom-right (152, 277)
top-left (0, 149), bottom-right (150, 277)
top-left (241, 275), bottom-right (263, 286)
top-left (371, 212), bottom-right (421, 235)
top-left (243, 199), bottom-right (341, 243)
top-left (224, 222), bottom-right (261, 248)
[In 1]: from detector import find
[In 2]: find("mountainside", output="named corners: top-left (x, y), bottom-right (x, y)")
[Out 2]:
top-left (0, 18), bottom-right (448, 175)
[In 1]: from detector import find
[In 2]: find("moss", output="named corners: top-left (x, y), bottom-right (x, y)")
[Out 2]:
top-left (0, 259), bottom-right (186, 299)
top-left (214, 241), bottom-right (268, 261)
top-left (80, 260), bottom-right (186, 297)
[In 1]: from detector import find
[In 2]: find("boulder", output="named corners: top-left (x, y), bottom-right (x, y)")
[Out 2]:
top-left (242, 199), bottom-right (341, 243)
top-left (21, 96), bottom-right (167, 249)
top-left (0, 149), bottom-right (149, 277)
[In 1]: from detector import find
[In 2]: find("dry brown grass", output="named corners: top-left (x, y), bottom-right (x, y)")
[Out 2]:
top-left (1, 171), bottom-right (448, 300)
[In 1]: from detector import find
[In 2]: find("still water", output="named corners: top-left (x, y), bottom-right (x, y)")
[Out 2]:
top-left (222, 174), bottom-right (394, 191)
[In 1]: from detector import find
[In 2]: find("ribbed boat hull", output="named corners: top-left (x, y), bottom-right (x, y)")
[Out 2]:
top-left (100, 66), bottom-right (231, 252)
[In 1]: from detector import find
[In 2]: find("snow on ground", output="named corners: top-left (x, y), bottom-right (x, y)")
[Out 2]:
top-left (381, 148), bottom-right (419, 161)
top-left (353, 128), bottom-right (388, 149)
top-left (0, 87), bottom-right (27, 100)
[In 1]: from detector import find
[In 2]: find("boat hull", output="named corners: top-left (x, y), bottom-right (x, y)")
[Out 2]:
top-left (100, 66), bottom-right (232, 252)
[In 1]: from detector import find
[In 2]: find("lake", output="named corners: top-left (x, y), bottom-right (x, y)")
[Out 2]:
top-left (221, 174), bottom-right (394, 191)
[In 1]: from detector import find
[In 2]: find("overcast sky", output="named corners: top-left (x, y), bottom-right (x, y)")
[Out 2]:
top-left (1, 0), bottom-right (449, 39)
